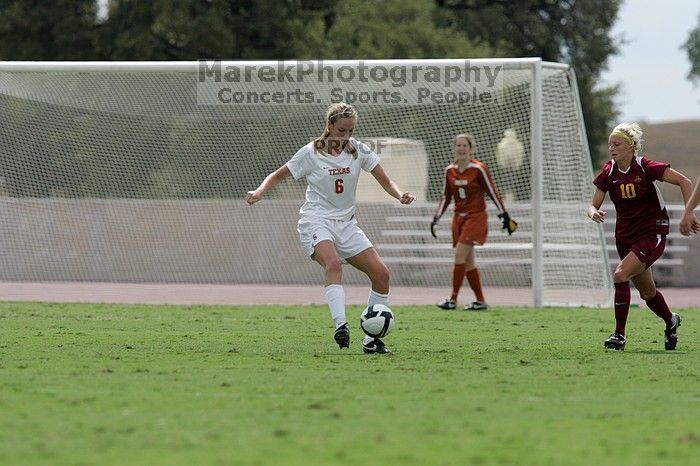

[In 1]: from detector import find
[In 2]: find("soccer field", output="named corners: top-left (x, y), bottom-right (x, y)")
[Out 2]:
top-left (1, 302), bottom-right (697, 466)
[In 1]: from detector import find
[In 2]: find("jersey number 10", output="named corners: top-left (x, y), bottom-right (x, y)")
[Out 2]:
top-left (619, 183), bottom-right (636, 199)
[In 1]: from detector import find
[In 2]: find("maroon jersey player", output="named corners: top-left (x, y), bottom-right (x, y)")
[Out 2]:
top-left (588, 123), bottom-right (694, 351)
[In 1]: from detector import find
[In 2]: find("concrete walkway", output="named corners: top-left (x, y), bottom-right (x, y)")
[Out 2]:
top-left (0, 282), bottom-right (697, 308)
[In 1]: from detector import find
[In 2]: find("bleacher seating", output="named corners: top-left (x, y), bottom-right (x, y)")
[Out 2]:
top-left (374, 203), bottom-right (694, 287)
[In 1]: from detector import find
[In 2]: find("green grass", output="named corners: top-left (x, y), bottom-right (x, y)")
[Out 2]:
top-left (0, 302), bottom-right (698, 466)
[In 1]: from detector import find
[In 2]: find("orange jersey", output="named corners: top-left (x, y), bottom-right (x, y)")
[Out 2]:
top-left (435, 159), bottom-right (505, 218)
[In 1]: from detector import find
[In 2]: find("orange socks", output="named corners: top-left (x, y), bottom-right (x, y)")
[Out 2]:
top-left (451, 264), bottom-right (466, 300)
top-left (466, 268), bottom-right (485, 303)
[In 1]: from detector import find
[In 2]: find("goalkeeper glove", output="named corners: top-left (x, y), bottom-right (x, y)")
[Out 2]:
top-left (430, 217), bottom-right (439, 239)
top-left (498, 211), bottom-right (518, 235)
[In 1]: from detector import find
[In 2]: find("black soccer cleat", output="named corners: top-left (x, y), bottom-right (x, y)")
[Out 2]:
top-left (436, 298), bottom-right (457, 310)
top-left (603, 332), bottom-right (626, 351)
top-left (363, 338), bottom-right (391, 354)
top-left (464, 301), bottom-right (489, 311)
top-left (664, 313), bottom-right (682, 351)
top-left (334, 323), bottom-right (350, 349)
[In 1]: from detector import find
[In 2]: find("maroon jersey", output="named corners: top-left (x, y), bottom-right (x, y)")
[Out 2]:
top-left (593, 156), bottom-right (670, 243)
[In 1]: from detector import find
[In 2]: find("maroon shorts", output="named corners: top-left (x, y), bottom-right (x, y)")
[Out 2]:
top-left (616, 235), bottom-right (666, 269)
top-left (452, 211), bottom-right (488, 247)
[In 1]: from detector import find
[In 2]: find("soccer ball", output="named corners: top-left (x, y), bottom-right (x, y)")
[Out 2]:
top-left (360, 304), bottom-right (395, 338)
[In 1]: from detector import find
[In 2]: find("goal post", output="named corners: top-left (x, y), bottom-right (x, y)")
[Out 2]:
top-left (0, 59), bottom-right (612, 306)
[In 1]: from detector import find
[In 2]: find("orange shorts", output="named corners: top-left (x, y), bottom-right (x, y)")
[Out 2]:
top-left (451, 211), bottom-right (488, 247)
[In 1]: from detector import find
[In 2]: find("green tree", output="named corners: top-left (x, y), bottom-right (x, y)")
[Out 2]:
top-left (95, 0), bottom-right (299, 59)
top-left (0, 0), bottom-right (97, 59)
top-left (436, 0), bottom-right (622, 165)
top-left (0, 0), bottom-right (310, 60)
top-left (287, 0), bottom-right (498, 59)
top-left (683, 13), bottom-right (700, 83)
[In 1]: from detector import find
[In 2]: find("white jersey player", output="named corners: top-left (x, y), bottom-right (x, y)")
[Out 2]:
top-left (245, 103), bottom-right (415, 354)
top-left (288, 138), bottom-right (379, 221)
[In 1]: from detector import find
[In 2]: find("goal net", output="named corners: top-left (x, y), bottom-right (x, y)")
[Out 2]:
top-left (0, 59), bottom-right (612, 306)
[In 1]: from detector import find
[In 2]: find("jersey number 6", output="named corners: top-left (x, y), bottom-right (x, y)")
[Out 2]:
top-left (335, 179), bottom-right (344, 194)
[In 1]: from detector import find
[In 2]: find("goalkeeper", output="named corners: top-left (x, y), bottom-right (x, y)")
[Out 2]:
top-left (431, 133), bottom-right (516, 311)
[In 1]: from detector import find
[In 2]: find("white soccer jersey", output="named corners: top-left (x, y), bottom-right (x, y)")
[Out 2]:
top-left (286, 139), bottom-right (380, 220)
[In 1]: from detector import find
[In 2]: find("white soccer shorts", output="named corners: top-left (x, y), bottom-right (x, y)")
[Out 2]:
top-left (297, 216), bottom-right (373, 260)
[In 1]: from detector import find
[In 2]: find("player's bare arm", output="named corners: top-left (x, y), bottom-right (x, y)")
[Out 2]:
top-left (677, 174), bottom-right (700, 236)
top-left (245, 164), bottom-right (292, 205)
top-left (661, 167), bottom-right (698, 235)
top-left (588, 188), bottom-right (607, 223)
top-left (370, 164), bottom-right (416, 204)
top-left (661, 167), bottom-right (693, 204)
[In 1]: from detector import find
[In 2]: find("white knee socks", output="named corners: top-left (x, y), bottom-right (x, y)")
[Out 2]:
top-left (365, 289), bottom-right (390, 344)
top-left (368, 289), bottom-right (389, 306)
top-left (325, 284), bottom-right (346, 329)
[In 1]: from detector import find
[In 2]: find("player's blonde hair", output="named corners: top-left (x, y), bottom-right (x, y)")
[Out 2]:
top-left (610, 122), bottom-right (643, 155)
top-left (452, 133), bottom-right (476, 164)
top-left (313, 102), bottom-right (358, 158)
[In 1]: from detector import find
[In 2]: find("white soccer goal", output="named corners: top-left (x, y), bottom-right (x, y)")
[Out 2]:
top-left (0, 59), bottom-right (612, 306)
